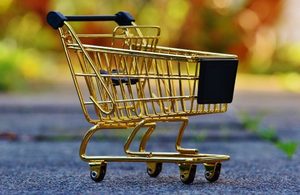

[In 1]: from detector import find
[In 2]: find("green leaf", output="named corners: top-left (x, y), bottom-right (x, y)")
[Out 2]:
top-left (258, 128), bottom-right (278, 142)
top-left (276, 141), bottom-right (298, 159)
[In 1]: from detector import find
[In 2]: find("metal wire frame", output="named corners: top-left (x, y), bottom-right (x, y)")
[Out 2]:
top-left (56, 21), bottom-right (236, 174)
top-left (58, 22), bottom-right (236, 126)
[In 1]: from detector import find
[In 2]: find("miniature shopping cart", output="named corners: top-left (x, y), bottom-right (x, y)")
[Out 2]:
top-left (47, 11), bottom-right (238, 184)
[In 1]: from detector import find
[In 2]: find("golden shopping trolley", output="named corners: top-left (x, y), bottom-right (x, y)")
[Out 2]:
top-left (47, 11), bottom-right (238, 184)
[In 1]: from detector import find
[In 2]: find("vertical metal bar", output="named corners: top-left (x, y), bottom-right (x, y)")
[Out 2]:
top-left (190, 61), bottom-right (199, 113)
top-left (134, 55), bottom-right (148, 116)
top-left (114, 53), bottom-right (129, 118)
top-left (154, 59), bottom-right (165, 114)
top-left (144, 56), bottom-right (157, 115)
top-left (166, 60), bottom-right (176, 113)
top-left (122, 54), bottom-right (134, 118)
top-left (64, 22), bottom-right (116, 115)
top-left (95, 52), bottom-right (107, 119)
top-left (178, 61), bottom-right (186, 112)
top-left (140, 56), bottom-right (150, 116)
top-left (185, 61), bottom-right (192, 113)
top-left (58, 28), bottom-right (94, 122)
top-left (76, 51), bottom-right (101, 118)
top-left (104, 52), bottom-right (119, 119)
top-left (160, 59), bottom-right (170, 113)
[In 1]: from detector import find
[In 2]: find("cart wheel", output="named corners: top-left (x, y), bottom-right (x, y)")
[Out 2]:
top-left (90, 162), bottom-right (107, 182)
top-left (178, 164), bottom-right (197, 184)
top-left (204, 162), bottom-right (221, 182)
top-left (147, 162), bottom-right (162, 177)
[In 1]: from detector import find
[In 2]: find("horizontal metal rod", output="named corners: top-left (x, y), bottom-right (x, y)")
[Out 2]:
top-left (67, 43), bottom-right (237, 61)
top-left (75, 73), bottom-right (197, 80)
top-left (84, 95), bottom-right (197, 105)
top-left (77, 34), bottom-right (159, 39)
top-left (67, 44), bottom-right (196, 61)
top-left (156, 45), bottom-right (238, 58)
top-left (81, 154), bottom-right (230, 163)
top-left (86, 110), bottom-right (226, 125)
top-left (117, 151), bottom-right (230, 158)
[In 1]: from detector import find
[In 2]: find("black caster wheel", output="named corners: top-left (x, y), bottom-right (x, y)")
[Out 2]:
top-left (178, 164), bottom-right (197, 184)
top-left (204, 162), bottom-right (221, 182)
top-left (90, 162), bottom-right (107, 182)
top-left (147, 162), bottom-right (162, 177)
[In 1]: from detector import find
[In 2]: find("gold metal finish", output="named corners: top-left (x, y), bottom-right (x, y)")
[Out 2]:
top-left (55, 19), bottom-right (237, 183)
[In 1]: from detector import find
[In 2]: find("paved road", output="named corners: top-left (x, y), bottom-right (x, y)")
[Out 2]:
top-left (1, 140), bottom-right (299, 194)
top-left (0, 89), bottom-right (300, 194)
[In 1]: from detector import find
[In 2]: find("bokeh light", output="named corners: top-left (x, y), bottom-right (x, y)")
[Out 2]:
top-left (0, 0), bottom-right (299, 92)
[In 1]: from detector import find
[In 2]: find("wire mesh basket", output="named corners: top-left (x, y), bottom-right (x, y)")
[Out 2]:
top-left (47, 11), bottom-right (238, 184)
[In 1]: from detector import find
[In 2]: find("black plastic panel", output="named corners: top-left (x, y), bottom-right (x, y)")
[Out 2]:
top-left (197, 58), bottom-right (238, 104)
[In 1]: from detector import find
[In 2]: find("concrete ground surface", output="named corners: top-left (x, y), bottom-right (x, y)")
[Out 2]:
top-left (0, 86), bottom-right (299, 194)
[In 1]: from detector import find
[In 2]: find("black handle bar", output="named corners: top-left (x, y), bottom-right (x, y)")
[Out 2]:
top-left (47, 11), bottom-right (135, 29)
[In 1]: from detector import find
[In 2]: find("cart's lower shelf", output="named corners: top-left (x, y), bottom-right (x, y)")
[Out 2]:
top-left (86, 153), bottom-right (228, 184)
top-left (82, 152), bottom-right (230, 163)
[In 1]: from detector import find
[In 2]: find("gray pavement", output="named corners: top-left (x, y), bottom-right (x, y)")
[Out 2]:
top-left (0, 88), bottom-right (300, 194)
top-left (1, 141), bottom-right (299, 194)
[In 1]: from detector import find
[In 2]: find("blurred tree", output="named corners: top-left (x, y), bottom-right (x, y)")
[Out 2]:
top-left (0, 0), bottom-right (295, 92)
top-left (176, 0), bottom-right (283, 73)
top-left (237, 0), bottom-right (283, 73)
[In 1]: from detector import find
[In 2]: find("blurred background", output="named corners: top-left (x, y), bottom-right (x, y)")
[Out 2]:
top-left (1, 2), bottom-right (299, 190)
top-left (0, 0), bottom-right (300, 93)
top-left (0, 0), bottom-right (299, 181)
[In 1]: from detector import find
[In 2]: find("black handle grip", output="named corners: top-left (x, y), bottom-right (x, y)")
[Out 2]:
top-left (47, 11), bottom-right (135, 29)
